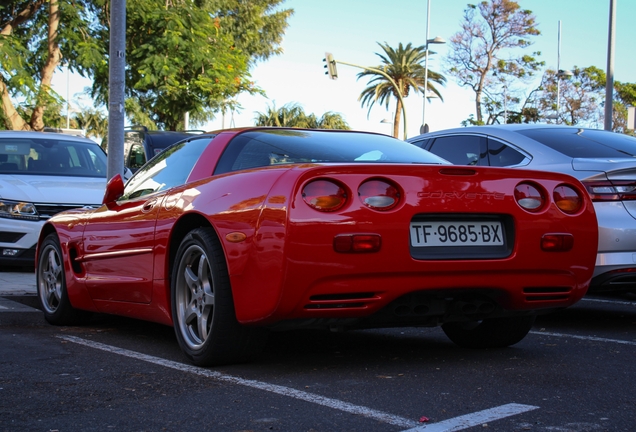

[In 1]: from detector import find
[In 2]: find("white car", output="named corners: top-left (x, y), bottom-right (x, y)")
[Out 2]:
top-left (0, 131), bottom-right (108, 267)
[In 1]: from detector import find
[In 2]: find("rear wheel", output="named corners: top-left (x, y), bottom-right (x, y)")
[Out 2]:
top-left (442, 315), bottom-right (536, 349)
top-left (37, 233), bottom-right (90, 325)
top-left (171, 227), bottom-right (266, 366)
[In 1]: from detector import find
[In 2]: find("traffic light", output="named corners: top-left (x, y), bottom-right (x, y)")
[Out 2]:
top-left (323, 52), bottom-right (338, 80)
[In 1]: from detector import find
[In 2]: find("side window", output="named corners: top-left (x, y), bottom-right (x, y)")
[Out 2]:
top-left (428, 135), bottom-right (485, 165)
top-left (120, 137), bottom-right (210, 200)
top-left (409, 138), bottom-right (431, 150)
top-left (215, 135), bottom-right (274, 174)
top-left (127, 143), bottom-right (147, 171)
top-left (487, 139), bottom-right (527, 167)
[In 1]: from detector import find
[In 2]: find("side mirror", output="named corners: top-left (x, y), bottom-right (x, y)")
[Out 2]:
top-left (102, 174), bottom-right (125, 205)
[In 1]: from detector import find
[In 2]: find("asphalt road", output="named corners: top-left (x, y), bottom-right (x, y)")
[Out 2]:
top-left (1, 272), bottom-right (635, 432)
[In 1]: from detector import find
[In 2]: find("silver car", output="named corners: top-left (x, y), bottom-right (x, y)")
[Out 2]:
top-left (407, 124), bottom-right (636, 293)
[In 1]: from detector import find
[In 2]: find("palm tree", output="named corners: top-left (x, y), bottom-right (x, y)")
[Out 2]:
top-left (315, 111), bottom-right (350, 130)
top-left (358, 42), bottom-right (445, 138)
top-left (254, 103), bottom-right (350, 129)
top-left (254, 102), bottom-right (306, 127)
top-left (74, 107), bottom-right (108, 140)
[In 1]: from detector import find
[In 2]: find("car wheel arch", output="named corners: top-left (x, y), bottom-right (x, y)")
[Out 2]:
top-left (168, 213), bottom-right (216, 277)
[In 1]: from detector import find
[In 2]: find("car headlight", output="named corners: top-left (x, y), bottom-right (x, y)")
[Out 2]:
top-left (0, 199), bottom-right (39, 221)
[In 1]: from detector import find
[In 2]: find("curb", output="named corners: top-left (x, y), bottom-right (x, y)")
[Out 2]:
top-left (0, 296), bottom-right (46, 326)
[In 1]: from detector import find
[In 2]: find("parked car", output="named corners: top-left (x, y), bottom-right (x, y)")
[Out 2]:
top-left (407, 124), bottom-right (636, 292)
top-left (100, 125), bottom-right (203, 173)
top-left (0, 131), bottom-right (108, 267)
top-left (36, 127), bottom-right (598, 366)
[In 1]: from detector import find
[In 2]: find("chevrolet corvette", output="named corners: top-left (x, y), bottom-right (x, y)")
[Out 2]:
top-left (36, 128), bottom-right (598, 366)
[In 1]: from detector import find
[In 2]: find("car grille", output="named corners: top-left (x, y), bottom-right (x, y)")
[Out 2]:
top-left (34, 203), bottom-right (98, 220)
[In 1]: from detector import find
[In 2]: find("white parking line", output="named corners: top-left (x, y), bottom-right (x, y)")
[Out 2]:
top-left (530, 331), bottom-right (636, 346)
top-left (581, 297), bottom-right (636, 306)
top-left (58, 335), bottom-right (538, 431)
top-left (401, 403), bottom-right (539, 432)
top-left (57, 335), bottom-right (419, 428)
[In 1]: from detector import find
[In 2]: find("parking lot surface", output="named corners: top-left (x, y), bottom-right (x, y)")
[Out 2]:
top-left (1, 268), bottom-right (635, 431)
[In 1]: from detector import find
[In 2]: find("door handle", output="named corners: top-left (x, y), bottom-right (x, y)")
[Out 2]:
top-left (142, 198), bottom-right (157, 213)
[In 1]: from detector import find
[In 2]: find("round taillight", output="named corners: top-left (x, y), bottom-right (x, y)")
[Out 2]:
top-left (553, 185), bottom-right (583, 214)
top-left (358, 179), bottom-right (400, 210)
top-left (514, 182), bottom-right (545, 212)
top-left (302, 179), bottom-right (347, 212)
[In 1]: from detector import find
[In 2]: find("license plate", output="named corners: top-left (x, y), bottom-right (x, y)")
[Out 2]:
top-left (410, 221), bottom-right (504, 247)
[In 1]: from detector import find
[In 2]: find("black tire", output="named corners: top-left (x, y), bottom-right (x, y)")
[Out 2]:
top-left (37, 233), bottom-right (91, 325)
top-left (442, 315), bottom-right (536, 349)
top-left (171, 227), bottom-right (267, 366)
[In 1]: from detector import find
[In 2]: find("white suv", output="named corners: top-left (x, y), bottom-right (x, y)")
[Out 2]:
top-left (0, 131), bottom-right (108, 268)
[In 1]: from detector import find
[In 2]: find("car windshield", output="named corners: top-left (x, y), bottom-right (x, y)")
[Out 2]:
top-left (0, 137), bottom-right (107, 177)
top-left (517, 128), bottom-right (636, 159)
top-left (215, 129), bottom-right (448, 174)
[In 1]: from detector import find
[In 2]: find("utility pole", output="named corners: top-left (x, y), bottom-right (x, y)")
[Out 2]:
top-left (420, 0), bottom-right (445, 134)
top-left (107, 0), bottom-right (126, 181)
top-left (604, 0), bottom-right (616, 131)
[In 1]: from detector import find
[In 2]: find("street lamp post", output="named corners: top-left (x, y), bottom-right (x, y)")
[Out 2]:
top-left (554, 21), bottom-right (572, 124)
top-left (380, 115), bottom-right (393, 135)
top-left (420, 0), bottom-right (445, 134)
top-left (555, 69), bottom-right (573, 123)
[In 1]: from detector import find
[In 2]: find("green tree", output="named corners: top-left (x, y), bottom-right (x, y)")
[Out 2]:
top-left (1, 0), bottom-right (293, 131)
top-left (87, 0), bottom-right (292, 130)
top-left (312, 111), bottom-right (350, 130)
top-left (1, 0), bottom-right (94, 130)
top-left (614, 82), bottom-right (636, 134)
top-left (445, 0), bottom-right (544, 124)
top-left (74, 107), bottom-right (108, 140)
top-left (254, 102), bottom-right (349, 129)
top-left (357, 42), bottom-right (445, 138)
top-left (534, 66), bottom-right (604, 127)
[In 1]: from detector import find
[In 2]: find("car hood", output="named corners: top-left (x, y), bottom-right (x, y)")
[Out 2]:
top-left (572, 158), bottom-right (636, 179)
top-left (0, 174), bottom-right (106, 204)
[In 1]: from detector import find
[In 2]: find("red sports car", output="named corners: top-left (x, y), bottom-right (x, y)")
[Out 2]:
top-left (36, 128), bottom-right (598, 366)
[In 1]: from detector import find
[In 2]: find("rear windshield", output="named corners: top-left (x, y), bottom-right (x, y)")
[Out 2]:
top-left (0, 137), bottom-right (107, 177)
top-left (215, 129), bottom-right (448, 174)
top-left (517, 128), bottom-right (636, 158)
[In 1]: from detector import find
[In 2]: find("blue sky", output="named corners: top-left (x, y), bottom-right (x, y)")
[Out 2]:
top-left (53, 0), bottom-right (636, 140)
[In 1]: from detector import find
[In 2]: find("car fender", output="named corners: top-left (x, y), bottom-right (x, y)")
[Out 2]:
top-left (38, 211), bottom-right (99, 312)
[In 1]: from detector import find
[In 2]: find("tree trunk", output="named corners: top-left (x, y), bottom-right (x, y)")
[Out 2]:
top-left (393, 98), bottom-right (402, 139)
top-left (30, 0), bottom-right (62, 131)
top-left (0, 0), bottom-right (46, 130)
top-left (1, 81), bottom-right (29, 130)
top-left (475, 92), bottom-right (483, 124)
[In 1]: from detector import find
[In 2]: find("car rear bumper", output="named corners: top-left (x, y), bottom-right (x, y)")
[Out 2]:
top-left (592, 201), bottom-right (636, 291)
top-left (592, 251), bottom-right (636, 291)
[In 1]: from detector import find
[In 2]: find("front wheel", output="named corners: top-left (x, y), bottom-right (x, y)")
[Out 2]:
top-left (37, 233), bottom-right (90, 325)
top-left (442, 315), bottom-right (536, 349)
top-left (171, 227), bottom-right (267, 366)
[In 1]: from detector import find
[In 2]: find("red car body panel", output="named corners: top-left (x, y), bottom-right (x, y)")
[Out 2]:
top-left (37, 128), bottom-right (599, 330)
